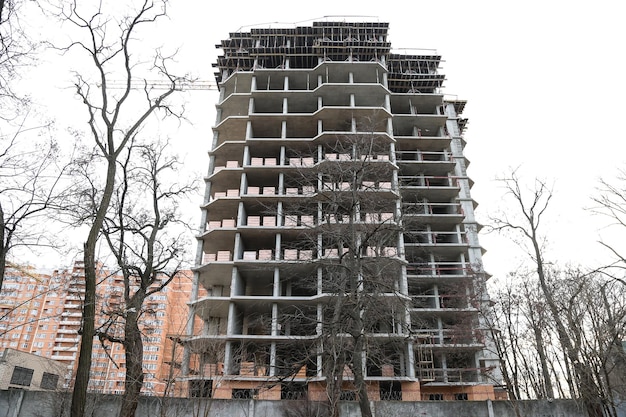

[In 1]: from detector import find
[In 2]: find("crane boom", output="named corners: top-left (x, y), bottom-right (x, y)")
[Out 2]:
top-left (107, 79), bottom-right (218, 91)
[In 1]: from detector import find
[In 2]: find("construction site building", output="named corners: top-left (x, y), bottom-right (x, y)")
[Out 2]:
top-left (185, 20), bottom-right (503, 402)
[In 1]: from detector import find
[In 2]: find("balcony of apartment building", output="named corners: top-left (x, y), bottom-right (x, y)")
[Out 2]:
top-left (250, 65), bottom-right (387, 97)
top-left (241, 174), bottom-right (281, 202)
top-left (56, 328), bottom-right (76, 334)
top-left (58, 319), bottom-right (81, 326)
top-left (196, 240), bottom-right (235, 287)
top-left (392, 115), bottom-right (448, 142)
top-left (403, 228), bottom-right (468, 257)
top-left (390, 94), bottom-right (444, 116)
top-left (199, 216), bottom-right (237, 249)
top-left (54, 336), bottom-right (79, 344)
top-left (398, 175), bottom-right (460, 200)
top-left (213, 115), bottom-right (248, 147)
top-left (396, 150), bottom-right (455, 177)
top-left (415, 351), bottom-right (485, 388)
top-left (318, 149), bottom-right (395, 174)
top-left (207, 158), bottom-right (242, 186)
top-left (411, 327), bottom-right (485, 350)
top-left (64, 294), bottom-right (82, 302)
top-left (402, 201), bottom-right (465, 227)
top-left (408, 281), bottom-right (478, 314)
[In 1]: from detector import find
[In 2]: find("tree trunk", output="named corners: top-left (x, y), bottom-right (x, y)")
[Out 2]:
top-left (119, 308), bottom-right (144, 417)
top-left (527, 299), bottom-right (554, 398)
top-left (530, 230), bottom-right (602, 417)
top-left (71, 157), bottom-right (117, 417)
top-left (352, 335), bottom-right (372, 417)
top-left (0, 202), bottom-right (6, 290)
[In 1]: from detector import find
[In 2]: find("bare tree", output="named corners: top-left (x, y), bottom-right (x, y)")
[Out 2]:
top-left (55, 2), bottom-right (187, 416)
top-left (0, 0), bottom-right (36, 113)
top-left (90, 139), bottom-right (194, 417)
top-left (0, 120), bottom-right (68, 290)
top-left (278, 128), bottom-right (406, 417)
top-left (491, 170), bottom-right (606, 417)
top-left (593, 168), bottom-right (626, 285)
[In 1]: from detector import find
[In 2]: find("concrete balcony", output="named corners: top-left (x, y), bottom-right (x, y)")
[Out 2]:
top-left (51, 355), bottom-right (75, 361)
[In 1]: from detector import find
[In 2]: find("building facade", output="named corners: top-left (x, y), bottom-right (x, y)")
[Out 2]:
top-left (0, 263), bottom-right (192, 396)
top-left (0, 348), bottom-right (66, 391)
top-left (185, 20), bottom-right (502, 402)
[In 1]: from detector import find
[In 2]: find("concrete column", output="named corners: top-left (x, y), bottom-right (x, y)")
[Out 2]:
top-left (276, 201), bottom-right (285, 226)
top-left (275, 233), bottom-right (281, 261)
top-left (278, 172), bottom-right (284, 195)
top-left (271, 302), bottom-right (279, 336)
top-left (273, 268), bottom-right (280, 297)
top-left (279, 146), bottom-right (286, 166)
top-left (270, 342), bottom-right (276, 376)
top-left (406, 342), bottom-right (416, 378)
top-left (243, 145), bottom-right (250, 166)
top-left (245, 121), bottom-right (252, 140)
top-left (236, 202), bottom-right (245, 227)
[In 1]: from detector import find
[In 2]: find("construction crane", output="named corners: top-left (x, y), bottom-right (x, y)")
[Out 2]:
top-left (107, 79), bottom-right (218, 91)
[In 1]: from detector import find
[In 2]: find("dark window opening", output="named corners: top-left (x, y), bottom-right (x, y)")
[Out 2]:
top-left (232, 388), bottom-right (258, 399)
top-left (10, 366), bottom-right (34, 387)
top-left (189, 380), bottom-right (213, 398)
top-left (379, 381), bottom-right (402, 400)
top-left (40, 372), bottom-right (59, 390)
top-left (340, 390), bottom-right (356, 401)
top-left (428, 393), bottom-right (443, 401)
top-left (455, 392), bottom-right (468, 400)
top-left (281, 382), bottom-right (308, 400)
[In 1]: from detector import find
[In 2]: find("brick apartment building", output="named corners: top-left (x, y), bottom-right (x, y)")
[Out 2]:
top-left (0, 262), bottom-right (193, 396)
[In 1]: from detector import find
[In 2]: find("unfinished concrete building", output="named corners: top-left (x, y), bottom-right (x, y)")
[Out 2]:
top-left (184, 20), bottom-right (502, 402)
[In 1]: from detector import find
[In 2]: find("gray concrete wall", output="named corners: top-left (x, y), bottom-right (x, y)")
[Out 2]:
top-left (0, 390), bottom-right (599, 417)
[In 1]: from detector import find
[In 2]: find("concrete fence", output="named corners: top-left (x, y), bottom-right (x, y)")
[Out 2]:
top-left (0, 390), bottom-right (593, 417)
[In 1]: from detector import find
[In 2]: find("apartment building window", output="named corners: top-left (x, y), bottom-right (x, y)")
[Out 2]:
top-left (10, 366), bottom-right (34, 386)
top-left (339, 391), bottom-right (356, 401)
top-left (190, 380), bottom-right (212, 398)
top-left (455, 393), bottom-right (468, 400)
top-left (41, 372), bottom-right (59, 390)
top-left (232, 388), bottom-right (257, 399)
top-left (428, 393), bottom-right (444, 401)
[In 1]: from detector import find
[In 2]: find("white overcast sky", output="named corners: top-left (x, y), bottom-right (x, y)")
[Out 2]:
top-left (19, 0), bottom-right (626, 279)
